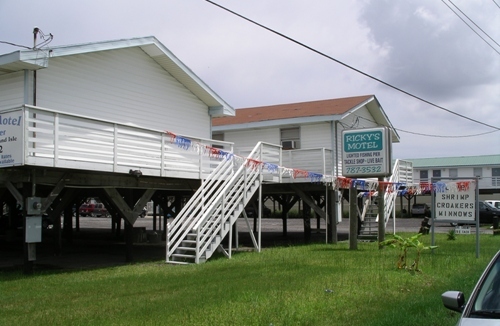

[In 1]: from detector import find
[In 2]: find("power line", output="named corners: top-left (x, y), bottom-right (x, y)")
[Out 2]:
top-left (448, 0), bottom-right (500, 48)
top-left (355, 115), bottom-right (499, 138)
top-left (441, 0), bottom-right (500, 55)
top-left (396, 128), bottom-right (499, 138)
top-left (0, 40), bottom-right (31, 50)
top-left (204, 0), bottom-right (500, 131)
top-left (493, 0), bottom-right (500, 9)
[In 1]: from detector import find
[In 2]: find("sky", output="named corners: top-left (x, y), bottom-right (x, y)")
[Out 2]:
top-left (0, 0), bottom-right (499, 159)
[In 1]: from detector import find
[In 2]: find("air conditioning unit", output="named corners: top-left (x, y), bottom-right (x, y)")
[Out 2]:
top-left (281, 140), bottom-right (296, 149)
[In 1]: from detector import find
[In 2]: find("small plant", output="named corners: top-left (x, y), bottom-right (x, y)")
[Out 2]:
top-left (379, 233), bottom-right (438, 272)
top-left (447, 229), bottom-right (456, 241)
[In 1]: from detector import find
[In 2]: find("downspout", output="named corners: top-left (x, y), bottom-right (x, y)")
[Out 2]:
top-left (33, 27), bottom-right (39, 106)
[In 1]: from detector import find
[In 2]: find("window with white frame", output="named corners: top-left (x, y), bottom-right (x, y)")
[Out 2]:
top-left (280, 127), bottom-right (300, 150)
top-left (212, 133), bottom-right (224, 149)
top-left (420, 170), bottom-right (428, 181)
top-left (449, 168), bottom-right (458, 178)
top-left (473, 167), bottom-right (482, 178)
top-left (493, 168), bottom-right (500, 187)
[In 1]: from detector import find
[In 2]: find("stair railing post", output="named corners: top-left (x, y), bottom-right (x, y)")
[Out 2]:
top-left (349, 180), bottom-right (358, 250)
top-left (195, 226), bottom-right (200, 264)
top-left (166, 217), bottom-right (170, 262)
top-left (378, 177), bottom-right (386, 243)
top-left (258, 158), bottom-right (263, 253)
top-left (227, 192), bottom-right (232, 259)
top-left (220, 194), bottom-right (225, 238)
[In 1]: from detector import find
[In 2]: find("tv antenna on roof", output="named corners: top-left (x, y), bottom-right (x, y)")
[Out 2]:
top-left (33, 27), bottom-right (53, 49)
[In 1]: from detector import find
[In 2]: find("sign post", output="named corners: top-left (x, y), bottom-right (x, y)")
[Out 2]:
top-left (341, 127), bottom-right (392, 249)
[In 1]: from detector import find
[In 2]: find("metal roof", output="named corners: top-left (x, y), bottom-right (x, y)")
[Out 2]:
top-left (404, 154), bottom-right (500, 168)
top-left (0, 36), bottom-right (233, 117)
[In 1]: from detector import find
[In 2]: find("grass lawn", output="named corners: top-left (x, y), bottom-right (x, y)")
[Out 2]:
top-left (0, 232), bottom-right (498, 325)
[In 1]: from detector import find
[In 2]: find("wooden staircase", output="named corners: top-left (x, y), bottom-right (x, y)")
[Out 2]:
top-left (358, 159), bottom-right (413, 241)
top-left (166, 142), bottom-right (280, 264)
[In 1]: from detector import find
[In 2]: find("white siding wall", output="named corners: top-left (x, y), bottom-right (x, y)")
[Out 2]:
top-left (36, 47), bottom-right (211, 138)
top-left (0, 71), bottom-right (25, 109)
top-left (300, 123), bottom-right (332, 149)
top-left (223, 128), bottom-right (279, 155)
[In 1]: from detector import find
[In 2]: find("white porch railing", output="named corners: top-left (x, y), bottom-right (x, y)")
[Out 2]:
top-left (1, 105), bottom-right (232, 179)
top-left (237, 147), bottom-right (333, 183)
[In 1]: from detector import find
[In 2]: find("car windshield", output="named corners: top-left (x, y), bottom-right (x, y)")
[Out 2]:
top-left (471, 256), bottom-right (500, 317)
top-left (485, 202), bottom-right (497, 209)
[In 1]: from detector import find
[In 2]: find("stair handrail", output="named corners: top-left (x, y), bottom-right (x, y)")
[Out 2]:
top-left (191, 142), bottom-right (266, 232)
top-left (167, 157), bottom-right (236, 253)
top-left (166, 155), bottom-right (235, 238)
top-left (195, 169), bottom-right (259, 258)
top-left (168, 142), bottom-right (281, 261)
top-left (193, 143), bottom-right (283, 260)
top-left (381, 159), bottom-right (413, 225)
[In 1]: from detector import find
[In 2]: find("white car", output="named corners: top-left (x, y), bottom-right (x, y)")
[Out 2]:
top-left (485, 200), bottom-right (500, 209)
top-left (442, 250), bottom-right (500, 325)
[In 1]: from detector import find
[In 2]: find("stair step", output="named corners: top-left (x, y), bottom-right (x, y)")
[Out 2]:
top-left (358, 235), bottom-right (378, 241)
top-left (166, 261), bottom-right (190, 265)
top-left (177, 246), bottom-right (196, 251)
top-left (172, 253), bottom-right (196, 258)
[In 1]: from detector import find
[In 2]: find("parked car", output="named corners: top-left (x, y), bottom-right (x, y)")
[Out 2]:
top-left (486, 200), bottom-right (500, 209)
top-left (79, 202), bottom-right (109, 217)
top-left (411, 203), bottom-right (430, 216)
top-left (479, 201), bottom-right (500, 224)
top-left (245, 205), bottom-right (272, 218)
top-left (451, 201), bottom-right (500, 226)
top-left (442, 250), bottom-right (500, 324)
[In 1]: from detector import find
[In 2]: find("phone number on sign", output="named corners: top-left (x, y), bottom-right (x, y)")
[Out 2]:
top-left (345, 166), bottom-right (382, 174)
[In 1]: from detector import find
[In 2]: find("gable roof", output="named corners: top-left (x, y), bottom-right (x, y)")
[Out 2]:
top-left (404, 155), bottom-right (500, 168)
top-left (213, 95), bottom-right (400, 142)
top-left (0, 36), bottom-right (233, 117)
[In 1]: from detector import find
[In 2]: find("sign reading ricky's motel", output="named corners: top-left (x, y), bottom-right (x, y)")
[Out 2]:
top-left (341, 127), bottom-right (392, 178)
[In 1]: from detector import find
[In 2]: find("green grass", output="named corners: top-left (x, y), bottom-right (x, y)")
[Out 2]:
top-left (0, 233), bottom-right (498, 325)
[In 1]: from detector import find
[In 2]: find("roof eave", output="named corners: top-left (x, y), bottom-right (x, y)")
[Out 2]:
top-left (212, 114), bottom-right (344, 132)
top-left (0, 51), bottom-right (48, 75)
top-left (344, 95), bottom-right (400, 143)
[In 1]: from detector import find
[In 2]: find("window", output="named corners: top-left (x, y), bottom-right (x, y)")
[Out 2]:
top-left (212, 133), bottom-right (224, 149)
top-left (433, 170), bottom-right (441, 178)
top-left (493, 168), bottom-right (500, 187)
top-left (473, 167), bottom-right (482, 178)
top-left (420, 170), bottom-right (428, 181)
top-left (280, 127), bottom-right (300, 150)
top-left (449, 168), bottom-right (458, 178)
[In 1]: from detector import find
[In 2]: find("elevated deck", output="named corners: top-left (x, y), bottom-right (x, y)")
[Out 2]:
top-left (0, 105), bottom-right (232, 180)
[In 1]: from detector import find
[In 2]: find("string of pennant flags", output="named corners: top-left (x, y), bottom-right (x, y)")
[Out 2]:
top-left (165, 131), bottom-right (475, 195)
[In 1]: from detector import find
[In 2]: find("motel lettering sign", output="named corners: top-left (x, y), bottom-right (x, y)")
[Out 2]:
top-left (341, 127), bottom-right (392, 178)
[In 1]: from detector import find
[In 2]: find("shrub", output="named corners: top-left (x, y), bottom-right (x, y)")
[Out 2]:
top-left (379, 233), bottom-right (438, 272)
